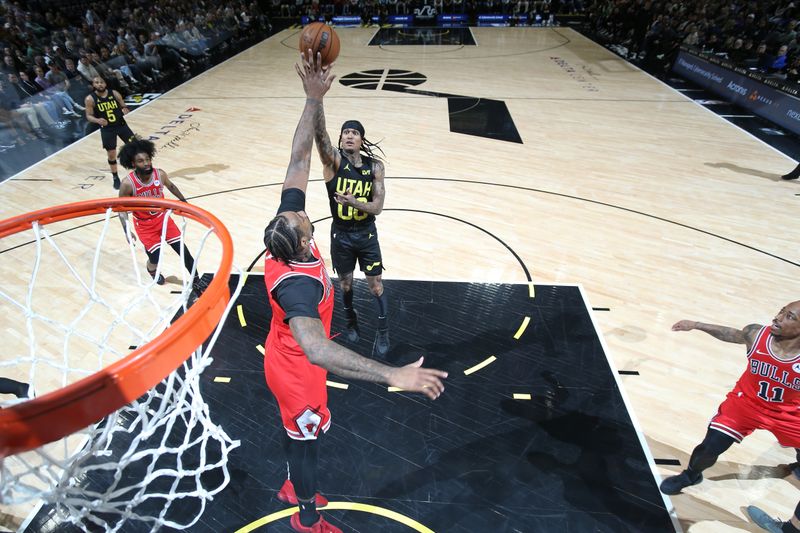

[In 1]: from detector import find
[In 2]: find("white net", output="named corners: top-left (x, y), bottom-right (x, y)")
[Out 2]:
top-left (0, 202), bottom-right (243, 532)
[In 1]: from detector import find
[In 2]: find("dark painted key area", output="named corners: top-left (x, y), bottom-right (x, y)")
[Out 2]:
top-left (369, 28), bottom-right (477, 46)
top-left (26, 278), bottom-right (674, 532)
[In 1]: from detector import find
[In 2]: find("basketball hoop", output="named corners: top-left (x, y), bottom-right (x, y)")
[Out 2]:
top-left (0, 198), bottom-right (244, 531)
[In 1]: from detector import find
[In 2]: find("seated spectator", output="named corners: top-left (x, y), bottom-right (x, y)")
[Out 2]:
top-left (0, 79), bottom-right (37, 145)
top-left (11, 72), bottom-right (65, 123)
top-left (787, 55), bottom-right (800, 83)
top-left (753, 42), bottom-right (775, 71)
top-left (35, 65), bottom-right (82, 117)
top-left (63, 58), bottom-right (93, 105)
top-left (1, 75), bottom-right (58, 138)
top-left (770, 43), bottom-right (790, 75)
top-left (727, 38), bottom-right (748, 63)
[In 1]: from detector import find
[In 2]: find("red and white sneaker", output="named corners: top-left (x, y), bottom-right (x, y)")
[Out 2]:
top-left (277, 479), bottom-right (329, 507)
top-left (290, 513), bottom-right (341, 533)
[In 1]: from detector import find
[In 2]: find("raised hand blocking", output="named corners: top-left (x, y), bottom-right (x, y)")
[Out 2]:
top-left (295, 50), bottom-right (336, 100)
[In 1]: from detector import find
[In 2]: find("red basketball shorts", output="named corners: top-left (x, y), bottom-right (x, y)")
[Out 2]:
top-left (709, 390), bottom-right (800, 447)
top-left (264, 345), bottom-right (331, 441)
top-left (133, 214), bottom-right (182, 253)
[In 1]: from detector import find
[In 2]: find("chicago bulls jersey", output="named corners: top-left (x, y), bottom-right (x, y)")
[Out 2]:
top-left (128, 169), bottom-right (164, 220)
top-left (264, 240), bottom-right (334, 358)
top-left (734, 326), bottom-right (800, 412)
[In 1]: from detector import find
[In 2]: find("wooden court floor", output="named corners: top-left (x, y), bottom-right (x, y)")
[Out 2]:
top-left (2, 26), bottom-right (800, 532)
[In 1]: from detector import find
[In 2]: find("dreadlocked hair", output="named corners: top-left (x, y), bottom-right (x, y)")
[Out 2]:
top-left (360, 137), bottom-right (386, 162)
top-left (118, 137), bottom-right (155, 170)
top-left (263, 215), bottom-right (300, 266)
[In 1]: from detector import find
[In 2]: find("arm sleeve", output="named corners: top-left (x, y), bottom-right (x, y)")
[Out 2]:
top-left (277, 187), bottom-right (306, 215)
top-left (272, 276), bottom-right (324, 323)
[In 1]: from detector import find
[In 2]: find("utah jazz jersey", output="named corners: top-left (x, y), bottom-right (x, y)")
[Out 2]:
top-left (92, 91), bottom-right (125, 127)
top-left (326, 150), bottom-right (375, 230)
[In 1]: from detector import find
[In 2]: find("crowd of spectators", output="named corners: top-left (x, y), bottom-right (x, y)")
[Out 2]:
top-left (0, 0), bottom-right (270, 154)
top-left (267, 0), bottom-right (584, 25)
top-left (585, 0), bottom-right (800, 81)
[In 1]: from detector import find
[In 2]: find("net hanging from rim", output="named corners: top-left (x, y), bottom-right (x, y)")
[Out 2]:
top-left (0, 198), bottom-right (244, 532)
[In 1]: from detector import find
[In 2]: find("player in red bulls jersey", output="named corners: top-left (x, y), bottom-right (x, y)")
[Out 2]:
top-left (261, 51), bottom-right (447, 533)
top-left (116, 138), bottom-right (205, 294)
top-left (660, 301), bottom-right (800, 495)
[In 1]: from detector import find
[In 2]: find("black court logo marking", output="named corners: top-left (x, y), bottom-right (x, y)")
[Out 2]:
top-left (340, 69), bottom-right (523, 144)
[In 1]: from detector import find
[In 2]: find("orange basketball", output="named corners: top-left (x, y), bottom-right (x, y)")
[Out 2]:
top-left (298, 22), bottom-right (340, 66)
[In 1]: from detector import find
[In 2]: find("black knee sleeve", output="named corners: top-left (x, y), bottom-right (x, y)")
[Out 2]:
top-left (374, 290), bottom-right (388, 319)
top-left (108, 159), bottom-right (117, 165)
top-left (285, 437), bottom-right (319, 500)
top-left (687, 428), bottom-right (736, 474)
top-left (146, 247), bottom-right (161, 268)
top-left (169, 241), bottom-right (196, 274)
top-left (343, 289), bottom-right (354, 311)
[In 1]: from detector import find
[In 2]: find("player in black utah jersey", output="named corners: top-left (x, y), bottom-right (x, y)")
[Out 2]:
top-left (313, 108), bottom-right (390, 356)
top-left (84, 76), bottom-right (136, 190)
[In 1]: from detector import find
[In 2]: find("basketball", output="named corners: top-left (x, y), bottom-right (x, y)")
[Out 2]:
top-left (298, 22), bottom-right (340, 66)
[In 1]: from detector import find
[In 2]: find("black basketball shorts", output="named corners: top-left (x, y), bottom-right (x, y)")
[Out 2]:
top-left (330, 224), bottom-right (384, 276)
top-left (101, 123), bottom-right (136, 150)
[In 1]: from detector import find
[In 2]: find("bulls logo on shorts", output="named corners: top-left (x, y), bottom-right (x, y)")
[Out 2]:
top-left (295, 407), bottom-right (323, 439)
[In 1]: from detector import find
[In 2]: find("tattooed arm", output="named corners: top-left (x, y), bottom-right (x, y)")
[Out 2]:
top-left (312, 93), bottom-right (340, 182)
top-left (672, 320), bottom-right (762, 350)
top-left (289, 316), bottom-right (447, 399)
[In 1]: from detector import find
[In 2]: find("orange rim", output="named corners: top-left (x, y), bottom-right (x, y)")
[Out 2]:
top-left (0, 198), bottom-right (234, 459)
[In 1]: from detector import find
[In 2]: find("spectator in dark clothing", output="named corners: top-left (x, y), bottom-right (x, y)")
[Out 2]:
top-left (754, 42), bottom-right (775, 70)
top-left (728, 38), bottom-right (749, 62)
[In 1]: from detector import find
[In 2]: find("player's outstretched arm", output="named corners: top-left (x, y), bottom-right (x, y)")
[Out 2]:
top-left (289, 316), bottom-right (447, 399)
top-left (283, 51), bottom-right (336, 193)
top-left (311, 79), bottom-right (340, 180)
top-left (672, 320), bottom-right (761, 346)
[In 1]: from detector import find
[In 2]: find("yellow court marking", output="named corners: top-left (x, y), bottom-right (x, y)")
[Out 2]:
top-left (387, 386), bottom-right (404, 392)
top-left (237, 304), bottom-right (246, 327)
top-left (214, 376), bottom-right (231, 383)
top-left (513, 393), bottom-right (532, 400)
top-left (234, 502), bottom-right (435, 533)
top-left (326, 380), bottom-right (349, 390)
top-left (513, 316), bottom-right (530, 340)
top-left (256, 344), bottom-right (265, 355)
top-left (464, 355), bottom-right (497, 375)
top-left (528, 282), bottom-right (535, 298)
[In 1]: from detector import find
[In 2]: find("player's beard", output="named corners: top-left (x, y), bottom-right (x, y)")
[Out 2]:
top-left (135, 167), bottom-right (153, 179)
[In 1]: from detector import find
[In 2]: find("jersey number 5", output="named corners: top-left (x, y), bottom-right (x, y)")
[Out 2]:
top-left (757, 380), bottom-right (785, 402)
top-left (106, 110), bottom-right (117, 123)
